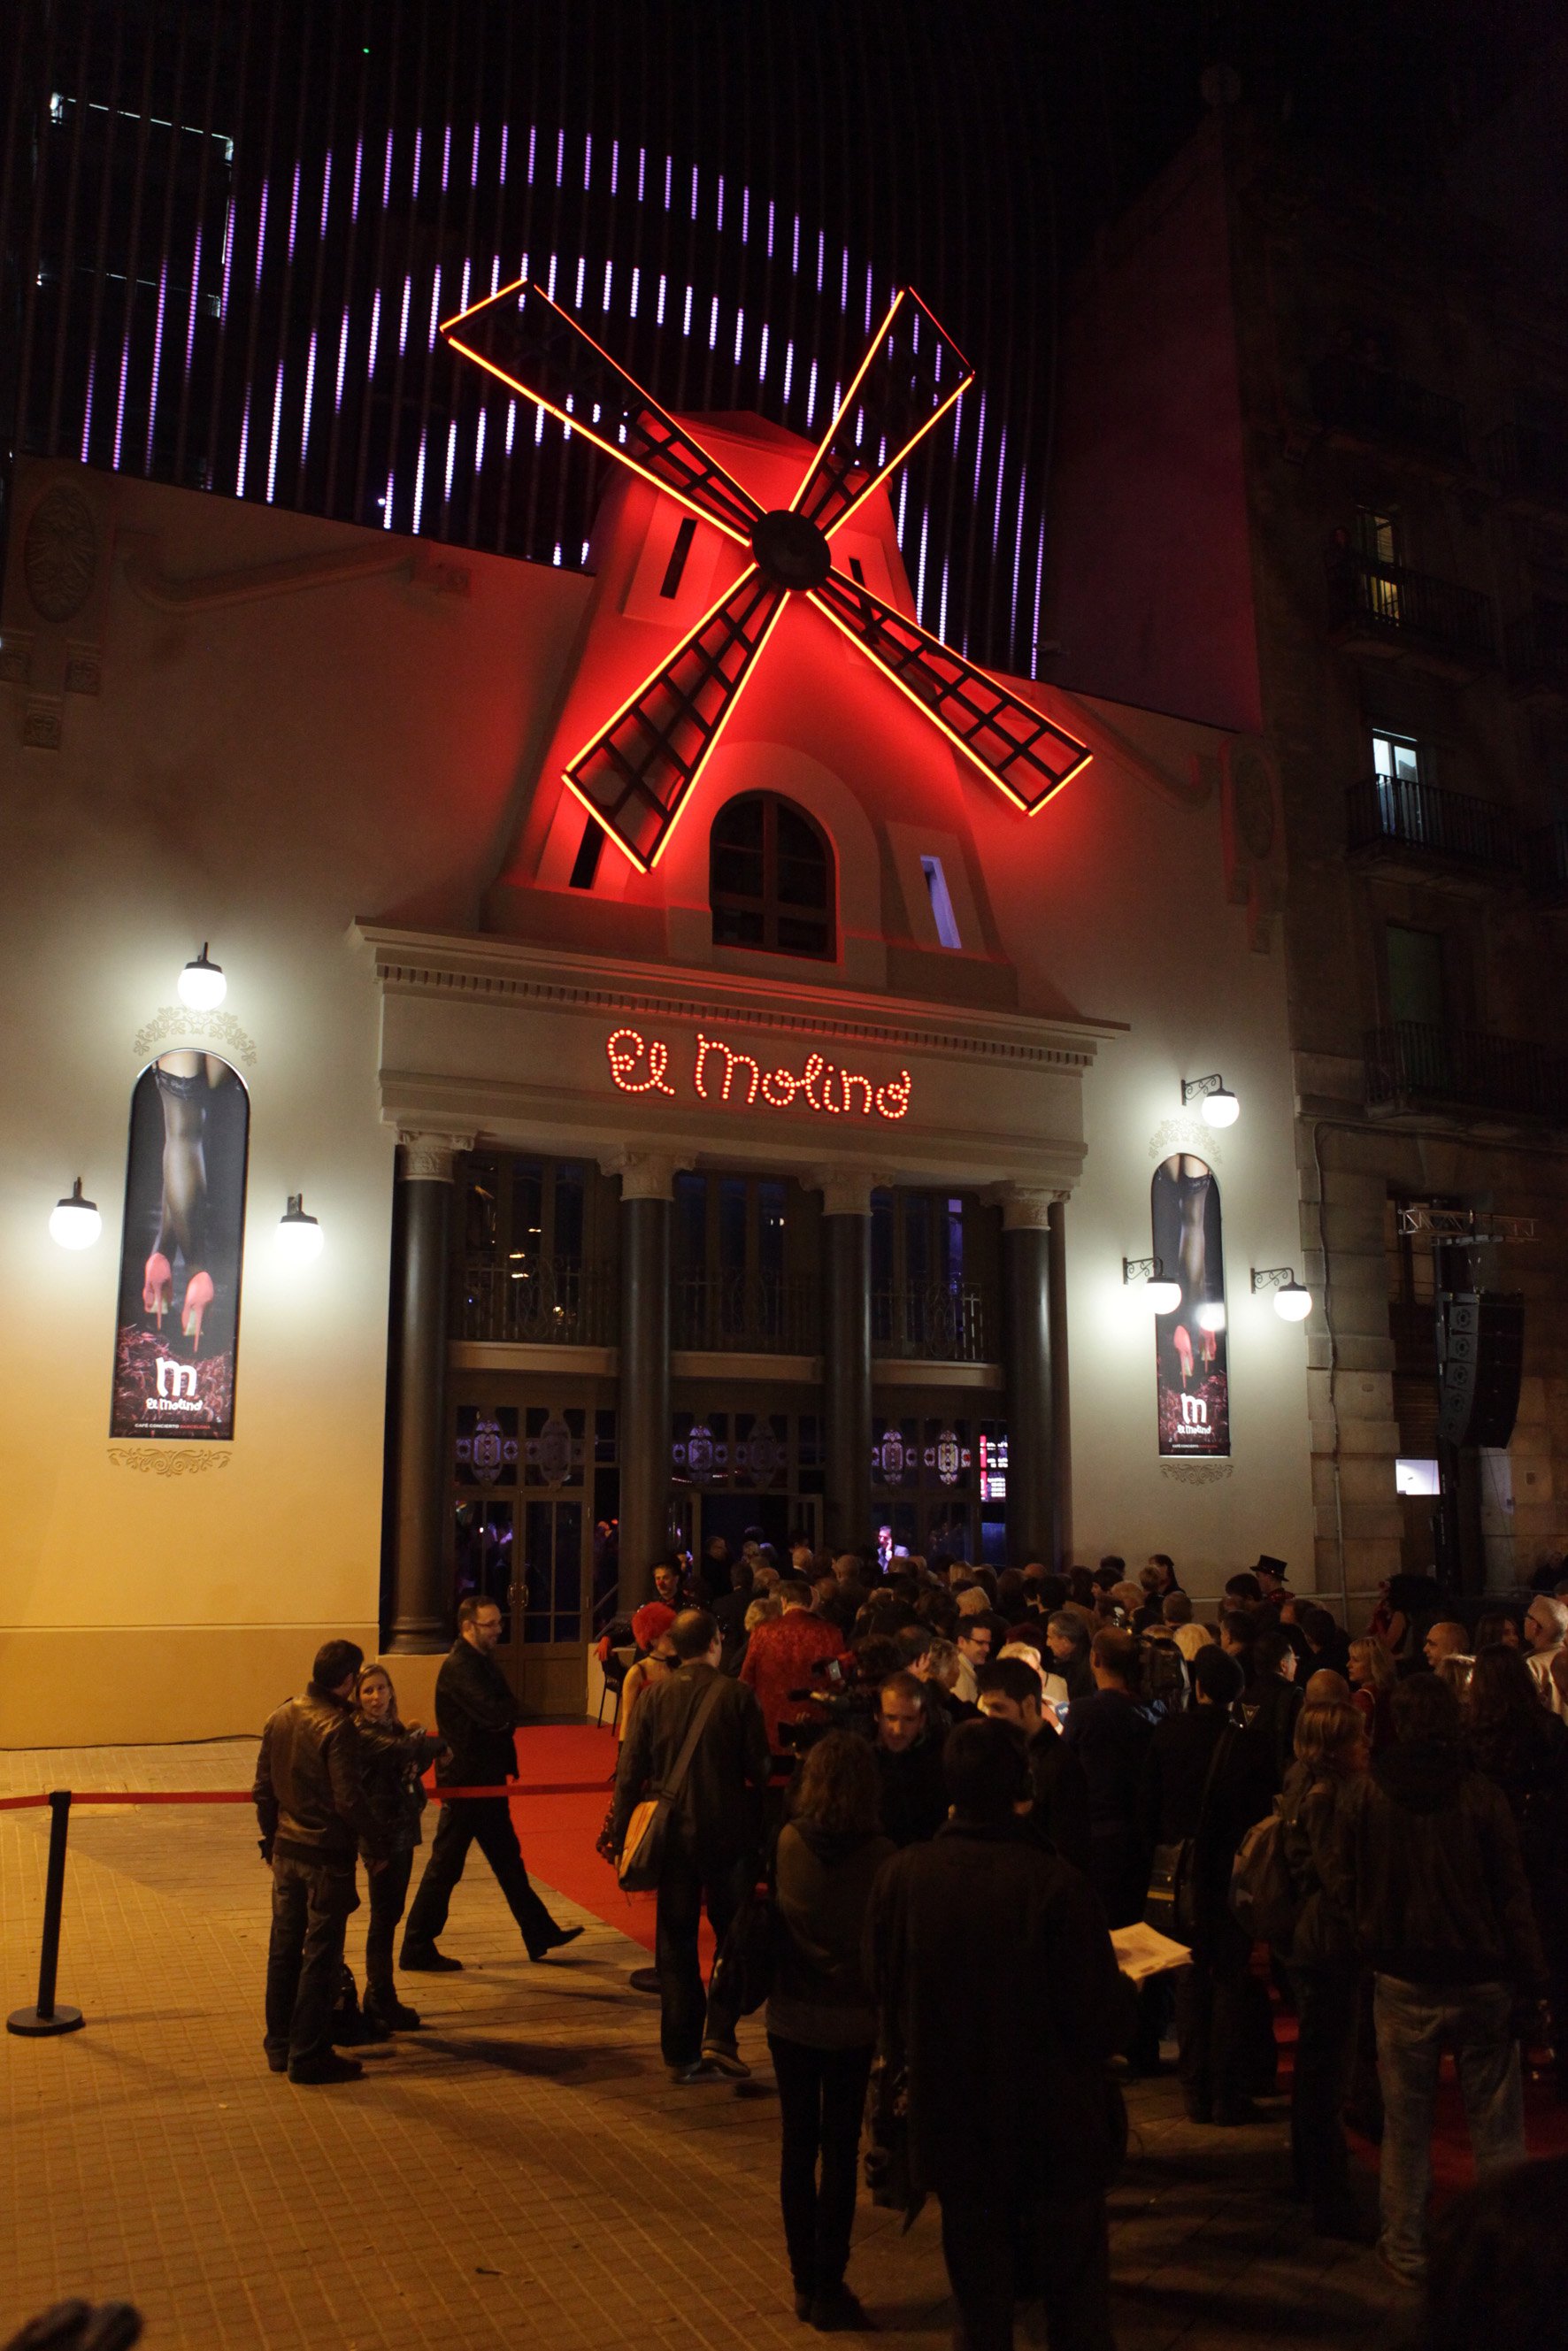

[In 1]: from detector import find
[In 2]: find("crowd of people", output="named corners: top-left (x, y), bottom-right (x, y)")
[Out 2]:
top-left (250, 1540), bottom-right (1568, 2347)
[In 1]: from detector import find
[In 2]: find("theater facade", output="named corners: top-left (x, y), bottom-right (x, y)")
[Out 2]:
top-left (1, 365), bottom-right (1315, 1740)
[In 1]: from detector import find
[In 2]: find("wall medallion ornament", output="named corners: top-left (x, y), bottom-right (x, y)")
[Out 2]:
top-left (24, 484), bottom-right (98, 623)
top-left (1149, 1118), bottom-right (1221, 1167)
top-left (133, 1007), bottom-right (258, 1069)
top-left (527, 1413), bottom-right (573, 1487)
top-left (457, 1417), bottom-right (519, 1486)
top-left (109, 1446), bottom-right (232, 1476)
top-left (876, 1426), bottom-right (913, 1486)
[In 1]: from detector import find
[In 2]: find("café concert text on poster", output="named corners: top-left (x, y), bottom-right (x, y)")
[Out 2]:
top-left (111, 1054), bottom-right (250, 1441)
top-left (1150, 1153), bottom-right (1231, 1457)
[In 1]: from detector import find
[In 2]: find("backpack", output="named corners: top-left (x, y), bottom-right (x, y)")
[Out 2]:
top-left (1140, 1637), bottom-right (1188, 1718)
top-left (1228, 1804), bottom-right (1299, 1948)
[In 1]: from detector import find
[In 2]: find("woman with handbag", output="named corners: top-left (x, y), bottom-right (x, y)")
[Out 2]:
top-left (1139, 1644), bottom-right (1271, 2124)
top-left (767, 1732), bottom-right (895, 2332)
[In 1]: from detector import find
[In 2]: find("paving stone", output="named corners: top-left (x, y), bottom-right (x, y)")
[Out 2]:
top-left (3, 1740), bottom-right (1401, 2348)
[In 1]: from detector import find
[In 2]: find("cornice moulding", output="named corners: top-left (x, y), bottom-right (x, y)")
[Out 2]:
top-left (354, 920), bottom-right (1123, 1073)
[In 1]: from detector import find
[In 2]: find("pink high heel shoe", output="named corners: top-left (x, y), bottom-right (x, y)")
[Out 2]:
top-left (181, 1271), bottom-right (214, 1355)
top-left (143, 1253), bottom-right (173, 1328)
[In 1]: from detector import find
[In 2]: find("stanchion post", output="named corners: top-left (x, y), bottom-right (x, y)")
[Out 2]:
top-left (8, 1788), bottom-right (85, 2037)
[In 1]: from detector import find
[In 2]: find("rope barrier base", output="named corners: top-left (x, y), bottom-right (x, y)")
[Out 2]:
top-left (7, 2001), bottom-right (84, 2038)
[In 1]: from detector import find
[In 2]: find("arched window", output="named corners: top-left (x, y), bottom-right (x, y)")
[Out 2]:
top-left (709, 792), bottom-right (834, 959)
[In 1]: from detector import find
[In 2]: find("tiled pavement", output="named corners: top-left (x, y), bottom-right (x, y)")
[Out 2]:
top-left (1, 1740), bottom-right (1412, 2351)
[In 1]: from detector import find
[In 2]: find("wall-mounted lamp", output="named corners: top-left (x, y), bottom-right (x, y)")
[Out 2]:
top-left (177, 943), bottom-right (227, 1010)
top-left (1124, 1256), bottom-right (1182, 1314)
top-left (1195, 1300), bottom-right (1227, 1333)
top-left (1252, 1265), bottom-right (1312, 1321)
top-left (1182, 1072), bottom-right (1239, 1128)
top-left (49, 1177), bottom-right (103, 1250)
top-left (276, 1194), bottom-right (323, 1263)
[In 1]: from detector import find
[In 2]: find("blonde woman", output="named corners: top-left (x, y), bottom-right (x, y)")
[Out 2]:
top-left (1347, 1636), bottom-right (1395, 1753)
top-left (354, 1663), bottom-right (447, 2032)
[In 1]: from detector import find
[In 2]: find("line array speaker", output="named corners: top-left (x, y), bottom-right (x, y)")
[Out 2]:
top-left (1436, 1291), bottom-right (1525, 1450)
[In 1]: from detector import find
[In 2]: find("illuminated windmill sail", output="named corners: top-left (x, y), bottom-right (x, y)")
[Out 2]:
top-left (442, 281), bottom-right (1091, 872)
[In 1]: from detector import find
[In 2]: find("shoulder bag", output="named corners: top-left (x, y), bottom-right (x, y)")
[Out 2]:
top-left (1144, 1720), bottom-right (1233, 1947)
top-left (617, 1678), bottom-right (726, 1892)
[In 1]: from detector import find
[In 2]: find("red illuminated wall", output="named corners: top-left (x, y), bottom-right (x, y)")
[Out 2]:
top-left (1038, 118), bottom-right (1262, 735)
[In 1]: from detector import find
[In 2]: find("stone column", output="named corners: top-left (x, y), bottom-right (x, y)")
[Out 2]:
top-left (611, 1153), bottom-right (680, 1612)
top-left (387, 1132), bottom-right (466, 1653)
top-left (1000, 1186), bottom-right (1063, 1570)
top-left (818, 1170), bottom-right (874, 1556)
top-left (1048, 1196), bottom-right (1072, 1568)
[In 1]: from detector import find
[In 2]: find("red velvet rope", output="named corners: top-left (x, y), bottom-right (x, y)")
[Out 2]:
top-left (0, 1781), bottom-right (608, 1809)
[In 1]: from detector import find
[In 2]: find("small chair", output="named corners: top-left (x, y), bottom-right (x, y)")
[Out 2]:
top-left (596, 1644), bottom-right (635, 1730)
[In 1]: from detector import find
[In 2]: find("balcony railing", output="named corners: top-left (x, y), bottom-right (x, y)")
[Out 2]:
top-left (459, 1255), bottom-right (617, 1346)
top-left (1311, 357), bottom-right (1470, 469)
top-left (1326, 551), bottom-right (1495, 671)
top-left (672, 1272), bottom-right (819, 1355)
top-left (1486, 420), bottom-right (1568, 511)
top-left (1505, 600), bottom-right (1568, 696)
top-left (1365, 1023), bottom-right (1568, 1123)
top-left (872, 1281), bottom-right (996, 1364)
top-left (1345, 776), bottom-right (1520, 873)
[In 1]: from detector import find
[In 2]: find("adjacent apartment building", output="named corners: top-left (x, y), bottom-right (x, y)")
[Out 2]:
top-left (1041, 90), bottom-right (1568, 1617)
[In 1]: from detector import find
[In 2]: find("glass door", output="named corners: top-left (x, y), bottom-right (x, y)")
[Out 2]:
top-left (451, 1388), bottom-right (619, 1717)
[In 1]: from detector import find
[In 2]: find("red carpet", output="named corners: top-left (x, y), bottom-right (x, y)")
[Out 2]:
top-left (511, 1725), bottom-right (1568, 2170)
top-left (505, 1724), bottom-right (661, 1952)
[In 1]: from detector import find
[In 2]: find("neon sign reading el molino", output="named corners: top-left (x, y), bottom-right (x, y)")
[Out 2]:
top-left (606, 1028), bottom-right (911, 1120)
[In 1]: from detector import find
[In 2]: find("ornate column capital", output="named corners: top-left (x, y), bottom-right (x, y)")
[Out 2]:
top-left (991, 1182), bottom-right (1068, 1232)
top-left (396, 1131), bottom-right (473, 1183)
top-left (602, 1149), bottom-right (692, 1202)
top-left (811, 1167), bottom-right (887, 1218)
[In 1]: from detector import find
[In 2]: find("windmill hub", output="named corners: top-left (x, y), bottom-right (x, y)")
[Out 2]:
top-left (749, 508), bottom-right (832, 591)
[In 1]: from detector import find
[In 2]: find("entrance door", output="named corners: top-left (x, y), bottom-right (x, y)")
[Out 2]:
top-left (451, 1390), bottom-right (619, 1718)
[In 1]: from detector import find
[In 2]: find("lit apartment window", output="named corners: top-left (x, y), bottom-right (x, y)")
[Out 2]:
top-left (1357, 507), bottom-right (1403, 624)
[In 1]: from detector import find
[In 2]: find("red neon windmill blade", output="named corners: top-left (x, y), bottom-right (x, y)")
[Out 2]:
top-left (810, 572), bottom-right (1093, 812)
top-left (441, 277), bottom-right (764, 544)
top-left (789, 287), bottom-right (975, 539)
top-left (560, 566), bottom-right (789, 871)
top-left (794, 289), bottom-right (1090, 811)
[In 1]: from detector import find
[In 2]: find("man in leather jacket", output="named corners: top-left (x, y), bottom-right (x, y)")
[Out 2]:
top-left (400, 1594), bottom-right (582, 1971)
top-left (253, 1638), bottom-right (387, 2084)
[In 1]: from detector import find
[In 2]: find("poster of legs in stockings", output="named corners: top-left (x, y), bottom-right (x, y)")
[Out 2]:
top-left (111, 1053), bottom-right (250, 1440)
top-left (1150, 1153), bottom-right (1230, 1457)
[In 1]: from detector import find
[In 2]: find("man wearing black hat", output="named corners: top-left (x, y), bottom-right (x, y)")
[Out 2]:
top-left (254, 1638), bottom-right (387, 2085)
